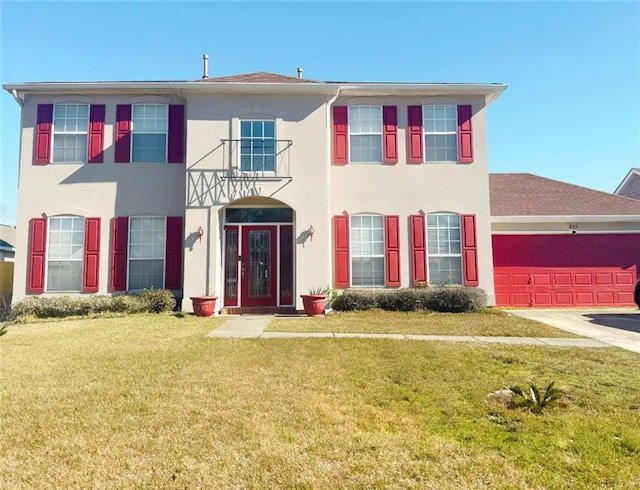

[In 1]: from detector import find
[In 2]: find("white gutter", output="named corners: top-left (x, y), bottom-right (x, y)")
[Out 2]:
top-left (10, 89), bottom-right (23, 106)
top-left (491, 215), bottom-right (640, 223)
top-left (325, 86), bottom-right (341, 289)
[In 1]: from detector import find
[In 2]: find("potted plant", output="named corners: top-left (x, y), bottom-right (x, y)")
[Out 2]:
top-left (190, 291), bottom-right (218, 317)
top-left (300, 287), bottom-right (327, 316)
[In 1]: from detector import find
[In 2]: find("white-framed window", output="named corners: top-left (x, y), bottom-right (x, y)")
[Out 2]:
top-left (52, 104), bottom-right (89, 163)
top-left (240, 120), bottom-right (276, 172)
top-left (47, 216), bottom-right (84, 291)
top-left (349, 105), bottom-right (382, 163)
top-left (132, 104), bottom-right (168, 163)
top-left (350, 214), bottom-right (384, 287)
top-left (128, 217), bottom-right (165, 290)
top-left (423, 105), bottom-right (458, 163)
top-left (427, 213), bottom-right (462, 285)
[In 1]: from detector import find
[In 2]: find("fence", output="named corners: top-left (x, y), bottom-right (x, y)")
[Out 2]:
top-left (0, 261), bottom-right (13, 295)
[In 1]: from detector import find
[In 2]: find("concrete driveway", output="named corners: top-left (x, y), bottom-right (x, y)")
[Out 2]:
top-left (507, 308), bottom-right (640, 354)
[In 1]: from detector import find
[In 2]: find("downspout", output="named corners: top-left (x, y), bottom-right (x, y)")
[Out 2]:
top-left (325, 86), bottom-right (341, 295)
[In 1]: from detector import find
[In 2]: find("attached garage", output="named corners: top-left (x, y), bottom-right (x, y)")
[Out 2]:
top-left (490, 174), bottom-right (640, 308)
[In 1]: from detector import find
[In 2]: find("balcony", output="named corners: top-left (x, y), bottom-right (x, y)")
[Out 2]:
top-left (220, 139), bottom-right (293, 181)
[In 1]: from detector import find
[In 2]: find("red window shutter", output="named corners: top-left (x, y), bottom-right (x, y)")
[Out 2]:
top-left (83, 217), bottom-right (101, 292)
top-left (382, 106), bottom-right (398, 164)
top-left (333, 215), bottom-right (350, 288)
top-left (34, 104), bottom-right (53, 165)
top-left (27, 217), bottom-right (47, 293)
top-left (332, 106), bottom-right (348, 165)
top-left (407, 105), bottom-right (423, 164)
top-left (114, 105), bottom-right (131, 163)
top-left (88, 105), bottom-right (105, 164)
top-left (384, 215), bottom-right (401, 287)
top-left (457, 105), bottom-right (474, 163)
top-left (165, 216), bottom-right (183, 290)
top-left (110, 217), bottom-right (128, 291)
top-left (167, 105), bottom-right (185, 164)
top-left (409, 214), bottom-right (427, 284)
top-left (461, 214), bottom-right (479, 286)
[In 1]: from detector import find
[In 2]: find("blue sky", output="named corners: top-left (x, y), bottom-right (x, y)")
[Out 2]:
top-left (1, 1), bottom-right (639, 226)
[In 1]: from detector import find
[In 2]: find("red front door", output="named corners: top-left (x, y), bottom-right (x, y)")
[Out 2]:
top-left (240, 226), bottom-right (278, 307)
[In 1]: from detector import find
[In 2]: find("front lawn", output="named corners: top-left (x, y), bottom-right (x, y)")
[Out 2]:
top-left (2, 314), bottom-right (639, 488)
top-left (266, 309), bottom-right (580, 337)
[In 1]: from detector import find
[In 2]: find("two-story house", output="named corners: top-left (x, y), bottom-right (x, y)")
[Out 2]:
top-left (4, 68), bottom-right (507, 313)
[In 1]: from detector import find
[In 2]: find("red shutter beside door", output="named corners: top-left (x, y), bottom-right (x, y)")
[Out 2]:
top-left (407, 105), bottom-right (423, 164)
top-left (409, 214), bottom-right (427, 285)
top-left (110, 217), bottom-right (129, 291)
top-left (382, 106), bottom-right (398, 164)
top-left (165, 216), bottom-right (183, 290)
top-left (384, 215), bottom-right (401, 287)
top-left (334, 215), bottom-right (350, 288)
top-left (457, 105), bottom-right (474, 163)
top-left (27, 218), bottom-right (47, 293)
top-left (461, 214), bottom-right (479, 286)
top-left (333, 106), bottom-right (348, 165)
top-left (114, 105), bottom-right (132, 163)
top-left (167, 105), bottom-right (185, 164)
top-left (34, 104), bottom-right (53, 165)
top-left (83, 217), bottom-right (101, 292)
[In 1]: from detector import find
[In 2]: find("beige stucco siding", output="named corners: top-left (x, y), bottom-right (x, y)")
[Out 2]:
top-left (13, 95), bottom-right (186, 300)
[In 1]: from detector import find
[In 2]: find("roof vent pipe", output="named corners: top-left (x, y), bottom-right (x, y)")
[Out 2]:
top-left (202, 54), bottom-right (209, 79)
top-left (297, 67), bottom-right (303, 79)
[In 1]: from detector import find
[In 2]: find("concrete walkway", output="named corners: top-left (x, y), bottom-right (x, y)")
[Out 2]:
top-left (208, 314), bottom-right (608, 348)
top-left (507, 308), bottom-right (640, 354)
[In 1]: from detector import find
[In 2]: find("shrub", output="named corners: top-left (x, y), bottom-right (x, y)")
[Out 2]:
top-left (507, 380), bottom-right (564, 413)
top-left (419, 286), bottom-right (486, 313)
top-left (10, 288), bottom-right (177, 321)
top-left (332, 287), bottom-right (486, 313)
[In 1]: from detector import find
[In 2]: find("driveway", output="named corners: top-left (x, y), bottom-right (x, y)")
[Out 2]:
top-left (506, 308), bottom-right (640, 354)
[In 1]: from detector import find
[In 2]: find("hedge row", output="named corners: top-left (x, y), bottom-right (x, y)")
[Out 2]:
top-left (10, 288), bottom-right (176, 320)
top-left (331, 287), bottom-right (486, 313)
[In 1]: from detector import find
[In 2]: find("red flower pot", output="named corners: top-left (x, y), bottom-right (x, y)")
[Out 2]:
top-left (300, 294), bottom-right (327, 316)
top-left (190, 296), bottom-right (218, 317)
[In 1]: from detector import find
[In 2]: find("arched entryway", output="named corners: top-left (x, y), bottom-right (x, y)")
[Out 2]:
top-left (222, 197), bottom-right (294, 310)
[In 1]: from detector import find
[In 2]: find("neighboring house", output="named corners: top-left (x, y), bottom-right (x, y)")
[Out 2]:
top-left (0, 224), bottom-right (16, 262)
top-left (614, 168), bottom-right (640, 200)
top-left (3, 69), bottom-right (507, 312)
top-left (490, 173), bottom-right (640, 307)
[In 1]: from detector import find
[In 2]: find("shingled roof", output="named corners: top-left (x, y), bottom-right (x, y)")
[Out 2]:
top-left (489, 173), bottom-right (640, 216)
top-left (199, 71), bottom-right (318, 83)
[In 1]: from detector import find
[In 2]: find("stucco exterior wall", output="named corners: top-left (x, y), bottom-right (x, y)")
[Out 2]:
top-left (330, 96), bottom-right (495, 304)
top-left (12, 95), bottom-right (186, 301)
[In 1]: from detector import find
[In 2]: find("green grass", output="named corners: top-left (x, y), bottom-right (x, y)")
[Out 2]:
top-left (266, 309), bottom-right (580, 337)
top-left (2, 314), bottom-right (640, 488)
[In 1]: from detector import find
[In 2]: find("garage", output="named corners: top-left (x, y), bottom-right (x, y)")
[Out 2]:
top-left (493, 234), bottom-right (640, 307)
top-left (490, 173), bottom-right (640, 308)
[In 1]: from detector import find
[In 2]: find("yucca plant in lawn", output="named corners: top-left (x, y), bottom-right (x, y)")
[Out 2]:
top-left (508, 380), bottom-right (563, 413)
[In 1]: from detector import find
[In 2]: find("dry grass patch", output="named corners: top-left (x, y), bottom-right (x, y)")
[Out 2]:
top-left (2, 314), bottom-right (639, 489)
top-left (266, 309), bottom-right (579, 337)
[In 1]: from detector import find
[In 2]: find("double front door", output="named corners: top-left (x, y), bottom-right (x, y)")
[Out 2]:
top-left (224, 225), bottom-right (293, 307)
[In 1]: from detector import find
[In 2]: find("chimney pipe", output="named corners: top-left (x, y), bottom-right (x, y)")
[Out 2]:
top-left (297, 67), bottom-right (303, 79)
top-left (202, 54), bottom-right (209, 79)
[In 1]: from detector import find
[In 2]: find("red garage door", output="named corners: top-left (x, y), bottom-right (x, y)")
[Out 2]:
top-left (493, 234), bottom-right (640, 307)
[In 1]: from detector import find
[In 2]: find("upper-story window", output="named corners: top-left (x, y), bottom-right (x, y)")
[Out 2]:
top-left (350, 214), bottom-right (385, 287)
top-left (47, 216), bottom-right (85, 291)
top-left (52, 104), bottom-right (89, 163)
top-left (240, 120), bottom-right (276, 172)
top-left (349, 106), bottom-right (382, 163)
top-left (427, 213), bottom-right (462, 285)
top-left (128, 216), bottom-right (166, 290)
top-left (132, 104), bottom-right (168, 163)
top-left (423, 105), bottom-right (458, 163)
